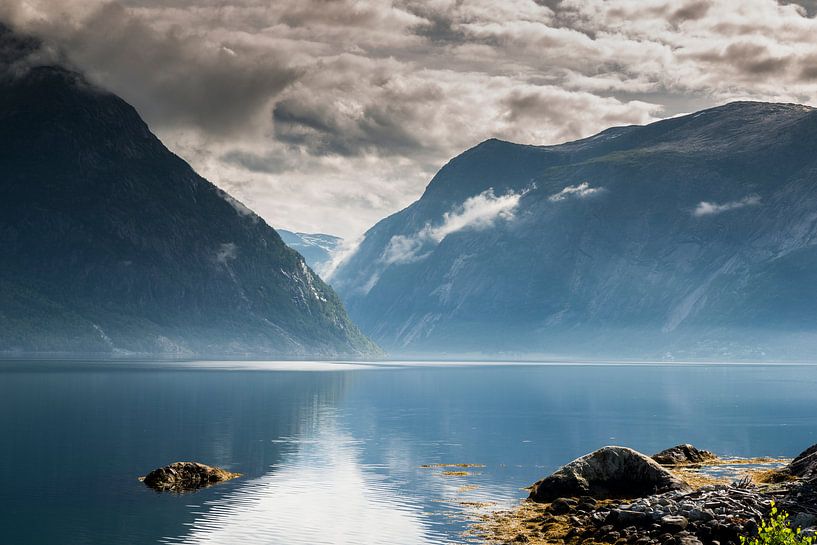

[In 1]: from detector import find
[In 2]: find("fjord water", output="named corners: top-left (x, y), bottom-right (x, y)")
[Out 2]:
top-left (2, 362), bottom-right (817, 545)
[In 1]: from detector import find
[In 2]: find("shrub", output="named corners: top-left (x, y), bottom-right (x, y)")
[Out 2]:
top-left (741, 502), bottom-right (814, 545)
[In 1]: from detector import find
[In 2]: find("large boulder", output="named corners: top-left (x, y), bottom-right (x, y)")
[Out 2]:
top-left (653, 444), bottom-right (718, 466)
top-left (529, 446), bottom-right (691, 502)
top-left (140, 461), bottom-right (240, 492)
top-left (786, 444), bottom-right (817, 479)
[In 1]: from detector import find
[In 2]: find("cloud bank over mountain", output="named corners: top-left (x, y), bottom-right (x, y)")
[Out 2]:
top-left (3, 0), bottom-right (817, 237)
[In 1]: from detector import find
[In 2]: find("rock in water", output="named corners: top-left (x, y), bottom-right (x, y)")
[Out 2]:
top-left (653, 444), bottom-right (718, 465)
top-left (140, 462), bottom-right (240, 492)
top-left (529, 446), bottom-right (691, 502)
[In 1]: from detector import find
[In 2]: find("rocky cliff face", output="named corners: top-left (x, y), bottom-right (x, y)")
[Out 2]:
top-left (331, 101), bottom-right (817, 360)
top-left (0, 26), bottom-right (379, 358)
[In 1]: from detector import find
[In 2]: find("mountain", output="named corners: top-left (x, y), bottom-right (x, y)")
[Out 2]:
top-left (0, 25), bottom-right (379, 358)
top-left (330, 101), bottom-right (817, 361)
top-left (277, 230), bottom-right (342, 277)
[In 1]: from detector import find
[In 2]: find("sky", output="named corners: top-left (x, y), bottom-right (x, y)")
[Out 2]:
top-left (3, 0), bottom-right (817, 238)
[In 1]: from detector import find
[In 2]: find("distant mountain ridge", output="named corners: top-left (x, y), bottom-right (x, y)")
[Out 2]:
top-left (0, 25), bottom-right (379, 358)
top-left (331, 101), bottom-right (817, 360)
top-left (277, 230), bottom-right (342, 278)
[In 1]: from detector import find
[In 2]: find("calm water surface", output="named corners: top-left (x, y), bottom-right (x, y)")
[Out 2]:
top-left (2, 361), bottom-right (817, 544)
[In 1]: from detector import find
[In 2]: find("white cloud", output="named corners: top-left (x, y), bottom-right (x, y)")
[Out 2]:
top-left (430, 187), bottom-right (527, 240)
top-left (215, 242), bottom-right (238, 263)
top-left (693, 195), bottom-right (761, 216)
top-left (382, 187), bottom-right (528, 265)
top-left (218, 190), bottom-right (257, 220)
top-left (382, 234), bottom-right (430, 266)
top-left (548, 182), bottom-right (604, 202)
top-left (321, 236), bottom-right (364, 281)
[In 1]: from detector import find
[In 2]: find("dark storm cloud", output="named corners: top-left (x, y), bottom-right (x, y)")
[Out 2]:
top-left (221, 149), bottom-right (298, 175)
top-left (501, 87), bottom-right (660, 142)
top-left (691, 41), bottom-right (792, 76)
top-left (0, 22), bottom-right (39, 63)
top-left (0, 21), bottom-right (69, 79)
top-left (800, 57), bottom-right (817, 80)
top-left (46, 3), bottom-right (300, 136)
top-left (725, 43), bottom-right (792, 75)
top-left (409, 13), bottom-right (469, 45)
top-left (271, 62), bottom-right (444, 159)
top-left (670, 1), bottom-right (712, 23)
top-left (781, 1), bottom-right (817, 16)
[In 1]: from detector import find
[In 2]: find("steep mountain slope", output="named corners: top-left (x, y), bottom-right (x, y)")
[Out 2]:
top-left (0, 26), bottom-right (379, 358)
top-left (331, 101), bottom-right (817, 360)
top-left (277, 230), bottom-right (342, 277)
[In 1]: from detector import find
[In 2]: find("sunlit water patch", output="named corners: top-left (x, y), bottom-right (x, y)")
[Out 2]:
top-left (688, 458), bottom-right (790, 482)
top-left (160, 410), bottom-right (514, 545)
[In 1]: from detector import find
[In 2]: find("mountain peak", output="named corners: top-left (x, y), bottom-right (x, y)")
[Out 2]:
top-left (0, 44), bottom-right (379, 357)
top-left (332, 100), bottom-right (817, 360)
top-left (706, 100), bottom-right (813, 112)
top-left (0, 22), bottom-right (45, 69)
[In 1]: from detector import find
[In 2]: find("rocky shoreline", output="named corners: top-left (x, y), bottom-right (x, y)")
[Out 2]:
top-left (476, 444), bottom-right (817, 545)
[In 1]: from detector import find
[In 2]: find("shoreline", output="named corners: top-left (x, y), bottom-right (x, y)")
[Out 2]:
top-left (468, 444), bottom-right (817, 545)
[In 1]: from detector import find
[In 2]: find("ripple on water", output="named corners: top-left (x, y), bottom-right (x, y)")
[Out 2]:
top-left (158, 424), bottom-right (516, 545)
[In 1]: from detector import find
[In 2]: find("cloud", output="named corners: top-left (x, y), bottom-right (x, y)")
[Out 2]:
top-left (381, 235), bottom-right (430, 266)
top-left (2, 0), bottom-right (817, 238)
top-left (670, 1), bottom-right (712, 24)
top-left (217, 190), bottom-right (258, 222)
top-left (321, 237), bottom-right (365, 281)
top-left (693, 195), bottom-right (761, 216)
top-left (499, 87), bottom-right (661, 143)
top-left (382, 187), bottom-right (527, 265)
top-left (339, 186), bottom-right (528, 294)
top-left (431, 187), bottom-right (529, 240)
top-left (215, 242), bottom-right (238, 264)
top-left (549, 182), bottom-right (604, 202)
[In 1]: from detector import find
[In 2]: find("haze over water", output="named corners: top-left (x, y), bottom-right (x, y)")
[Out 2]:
top-left (2, 361), bottom-right (816, 545)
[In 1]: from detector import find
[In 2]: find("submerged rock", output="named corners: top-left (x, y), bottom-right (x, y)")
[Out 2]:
top-left (140, 461), bottom-right (240, 492)
top-left (529, 446), bottom-right (691, 502)
top-left (653, 444), bottom-right (718, 466)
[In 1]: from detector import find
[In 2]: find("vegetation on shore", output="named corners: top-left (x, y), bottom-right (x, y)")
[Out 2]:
top-left (741, 502), bottom-right (814, 545)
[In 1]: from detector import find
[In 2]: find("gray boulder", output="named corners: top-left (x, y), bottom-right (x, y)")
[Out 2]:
top-left (529, 446), bottom-right (691, 502)
top-left (661, 515), bottom-right (689, 532)
top-left (653, 444), bottom-right (717, 466)
top-left (140, 461), bottom-right (240, 492)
